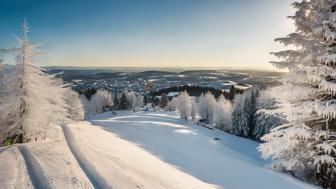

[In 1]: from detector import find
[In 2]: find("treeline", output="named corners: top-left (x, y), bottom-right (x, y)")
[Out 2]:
top-left (157, 88), bottom-right (284, 141)
top-left (80, 90), bottom-right (145, 119)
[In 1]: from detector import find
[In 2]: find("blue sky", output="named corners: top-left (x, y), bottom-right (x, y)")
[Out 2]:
top-left (0, 0), bottom-right (295, 69)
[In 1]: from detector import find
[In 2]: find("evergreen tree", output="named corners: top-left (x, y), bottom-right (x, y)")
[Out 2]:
top-left (248, 91), bottom-right (257, 135)
top-left (252, 90), bottom-right (286, 139)
top-left (228, 85), bottom-right (235, 100)
top-left (191, 100), bottom-right (197, 123)
top-left (118, 93), bottom-right (130, 110)
top-left (159, 93), bottom-right (169, 108)
top-left (0, 19), bottom-right (74, 145)
top-left (259, 1), bottom-right (336, 187)
top-left (231, 95), bottom-right (251, 136)
top-left (113, 92), bottom-right (119, 110)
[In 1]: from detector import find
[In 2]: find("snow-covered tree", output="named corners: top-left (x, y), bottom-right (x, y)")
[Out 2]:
top-left (113, 92), bottom-right (119, 110)
top-left (259, 1), bottom-right (336, 187)
top-left (0, 19), bottom-right (73, 145)
top-left (126, 92), bottom-right (144, 111)
top-left (191, 99), bottom-right (197, 123)
top-left (87, 89), bottom-right (112, 116)
top-left (135, 94), bottom-right (145, 108)
top-left (80, 94), bottom-right (90, 119)
top-left (231, 95), bottom-right (250, 136)
top-left (177, 91), bottom-right (191, 120)
top-left (232, 91), bottom-right (256, 137)
top-left (126, 91), bottom-right (137, 110)
top-left (168, 97), bottom-right (179, 111)
top-left (118, 93), bottom-right (130, 110)
top-left (198, 92), bottom-right (216, 123)
top-left (252, 90), bottom-right (286, 139)
top-left (214, 94), bottom-right (233, 131)
top-left (228, 85), bottom-right (235, 100)
top-left (159, 93), bottom-right (169, 108)
top-left (64, 88), bottom-right (84, 121)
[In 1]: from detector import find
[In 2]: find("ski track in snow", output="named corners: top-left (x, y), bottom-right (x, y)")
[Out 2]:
top-left (17, 145), bottom-right (54, 189)
top-left (61, 124), bottom-right (113, 189)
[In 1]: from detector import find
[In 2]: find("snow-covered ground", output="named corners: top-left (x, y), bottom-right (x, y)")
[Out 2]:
top-left (0, 111), bottom-right (317, 189)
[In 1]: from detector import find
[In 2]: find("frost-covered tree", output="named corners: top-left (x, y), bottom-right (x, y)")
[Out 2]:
top-left (168, 97), bottom-right (179, 111)
top-left (191, 100), bottom-right (197, 123)
top-left (231, 95), bottom-right (250, 136)
top-left (252, 90), bottom-right (286, 139)
top-left (88, 89), bottom-right (112, 116)
top-left (159, 93), bottom-right (169, 108)
top-left (214, 94), bottom-right (233, 131)
top-left (198, 92), bottom-right (216, 123)
top-left (118, 93), bottom-right (130, 110)
top-left (135, 94), bottom-right (145, 108)
top-left (125, 92), bottom-right (144, 111)
top-left (113, 92), bottom-right (119, 110)
top-left (64, 88), bottom-right (84, 121)
top-left (126, 91), bottom-right (137, 110)
top-left (259, 1), bottom-right (336, 187)
top-left (80, 94), bottom-right (90, 119)
top-left (0, 19), bottom-right (72, 145)
top-left (232, 91), bottom-right (257, 137)
top-left (228, 85), bottom-right (235, 100)
top-left (177, 91), bottom-right (191, 120)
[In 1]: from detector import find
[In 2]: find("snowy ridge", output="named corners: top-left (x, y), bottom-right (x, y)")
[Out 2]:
top-left (17, 145), bottom-right (54, 189)
top-left (61, 124), bottom-right (112, 189)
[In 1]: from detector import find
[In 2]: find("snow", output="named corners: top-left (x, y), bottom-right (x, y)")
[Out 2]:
top-left (0, 111), bottom-right (318, 189)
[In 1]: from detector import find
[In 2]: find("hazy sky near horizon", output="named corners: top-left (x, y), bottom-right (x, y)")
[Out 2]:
top-left (0, 0), bottom-right (296, 70)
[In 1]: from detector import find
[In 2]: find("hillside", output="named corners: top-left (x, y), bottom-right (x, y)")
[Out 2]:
top-left (0, 111), bottom-right (317, 189)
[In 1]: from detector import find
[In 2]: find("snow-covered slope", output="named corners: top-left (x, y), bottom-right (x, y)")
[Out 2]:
top-left (0, 111), bottom-right (318, 189)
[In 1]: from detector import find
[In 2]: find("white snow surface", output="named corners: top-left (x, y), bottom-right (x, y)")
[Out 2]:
top-left (0, 111), bottom-right (318, 189)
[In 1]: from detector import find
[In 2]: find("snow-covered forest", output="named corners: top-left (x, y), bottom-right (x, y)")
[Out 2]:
top-left (0, 0), bottom-right (336, 188)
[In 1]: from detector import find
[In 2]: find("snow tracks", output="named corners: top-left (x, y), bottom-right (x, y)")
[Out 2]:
top-left (61, 124), bottom-right (112, 189)
top-left (17, 145), bottom-right (54, 189)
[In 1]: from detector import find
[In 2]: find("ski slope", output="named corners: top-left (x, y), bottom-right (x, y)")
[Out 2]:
top-left (0, 111), bottom-right (318, 189)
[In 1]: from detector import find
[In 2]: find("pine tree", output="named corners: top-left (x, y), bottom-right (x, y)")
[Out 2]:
top-left (252, 90), bottom-right (286, 139)
top-left (191, 100), bottom-right (197, 123)
top-left (118, 93), bottom-right (130, 110)
top-left (248, 91), bottom-right (257, 135)
top-left (113, 92), bottom-right (119, 110)
top-left (0, 19), bottom-right (73, 144)
top-left (231, 95), bottom-right (251, 136)
top-left (259, 1), bottom-right (336, 187)
top-left (229, 85), bottom-right (235, 100)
